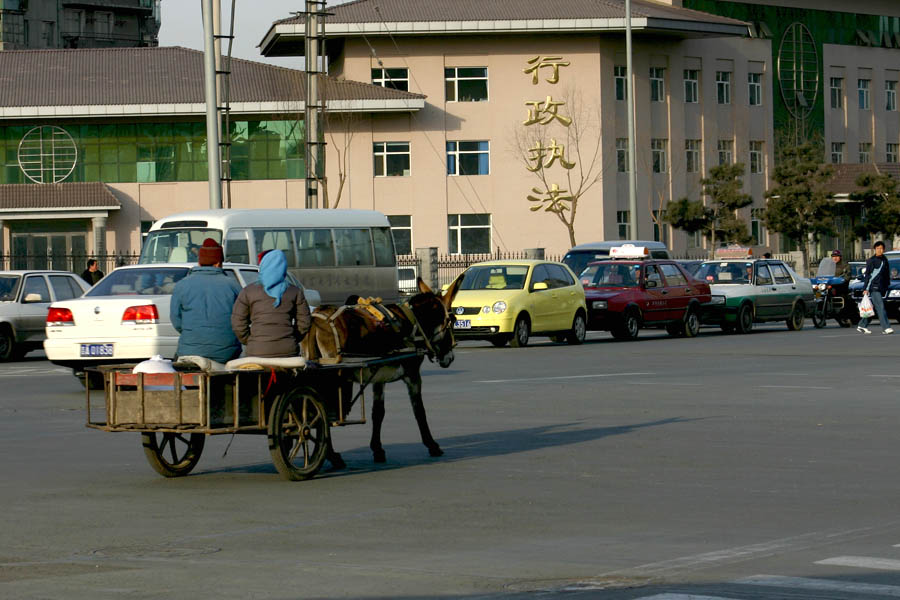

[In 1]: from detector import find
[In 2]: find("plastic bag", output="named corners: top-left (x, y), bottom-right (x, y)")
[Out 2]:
top-left (859, 295), bottom-right (875, 319)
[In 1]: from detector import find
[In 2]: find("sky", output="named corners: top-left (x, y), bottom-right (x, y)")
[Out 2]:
top-left (157, 1), bottom-right (350, 68)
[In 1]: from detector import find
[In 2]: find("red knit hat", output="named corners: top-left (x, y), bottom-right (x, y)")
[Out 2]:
top-left (197, 238), bottom-right (224, 266)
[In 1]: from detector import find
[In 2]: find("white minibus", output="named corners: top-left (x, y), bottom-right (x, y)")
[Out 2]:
top-left (140, 209), bottom-right (400, 304)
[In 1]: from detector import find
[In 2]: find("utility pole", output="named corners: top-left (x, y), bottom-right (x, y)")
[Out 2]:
top-left (201, 0), bottom-right (222, 209)
top-left (304, 1), bottom-right (327, 209)
top-left (625, 0), bottom-right (638, 239)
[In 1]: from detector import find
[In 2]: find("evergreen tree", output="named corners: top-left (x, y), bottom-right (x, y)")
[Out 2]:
top-left (851, 172), bottom-right (900, 241)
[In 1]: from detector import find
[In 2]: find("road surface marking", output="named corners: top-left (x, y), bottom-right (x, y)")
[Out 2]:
top-left (759, 385), bottom-right (831, 390)
top-left (474, 372), bottom-right (652, 384)
top-left (735, 574), bottom-right (900, 596)
top-left (634, 595), bottom-right (740, 600)
top-left (816, 556), bottom-right (900, 571)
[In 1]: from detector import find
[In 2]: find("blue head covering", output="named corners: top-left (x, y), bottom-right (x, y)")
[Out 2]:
top-left (259, 250), bottom-right (288, 307)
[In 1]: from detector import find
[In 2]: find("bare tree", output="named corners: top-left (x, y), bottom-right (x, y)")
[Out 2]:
top-left (512, 86), bottom-right (612, 247)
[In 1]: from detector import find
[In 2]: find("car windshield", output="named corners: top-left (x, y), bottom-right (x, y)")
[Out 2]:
top-left (695, 261), bottom-right (753, 284)
top-left (0, 275), bottom-right (21, 301)
top-left (580, 263), bottom-right (640, 288)
top-left (460, 265), bottom-right (529, 290)
top-left (139, 228), bottom-right (222, 264)
top-left (562, 250), bottom-right (609, 280)
top-left (891, 259), bottom-right (900, 280)
top-left (86, 267), bottom-right (190, 296)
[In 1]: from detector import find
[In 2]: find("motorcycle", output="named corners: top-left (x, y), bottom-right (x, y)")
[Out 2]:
top-left (809, 257), bottom-right (857, 328)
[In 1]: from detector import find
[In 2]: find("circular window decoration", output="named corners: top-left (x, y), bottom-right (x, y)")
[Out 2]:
top-left (777, 22), bottom-right (819, 120)
top-left (17, 125), bottom-right (78, 184)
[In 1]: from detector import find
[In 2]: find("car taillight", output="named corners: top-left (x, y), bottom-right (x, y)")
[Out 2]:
top-left (122, 305), bottom-right (159, 324)
top-left (47, 307), bottom-right (74, 326)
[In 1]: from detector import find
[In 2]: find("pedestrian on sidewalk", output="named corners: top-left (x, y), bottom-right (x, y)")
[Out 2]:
top-left (858, 241), bottom-right (894, 335)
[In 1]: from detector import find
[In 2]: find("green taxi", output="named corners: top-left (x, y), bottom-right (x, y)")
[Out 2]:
top-left (695, 257), bottom-right (815, 333)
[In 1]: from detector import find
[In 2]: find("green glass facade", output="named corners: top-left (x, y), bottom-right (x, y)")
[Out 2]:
top-left (684, 1), bottom-right (900, 146)
top-left (0, 119), bottom-right (305, 185)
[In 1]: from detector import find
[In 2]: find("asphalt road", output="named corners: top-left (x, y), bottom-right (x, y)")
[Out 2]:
top-left (2, 322), bottom-right (900, 600)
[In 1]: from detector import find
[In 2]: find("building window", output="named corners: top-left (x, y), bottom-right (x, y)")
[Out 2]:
top-left (887, 81), bottom-right (898, 111)
top-left (41, 20), bottom-right (55, 47)
top-left (448, 214), bottom-right (491, 254)
top-left (684, 70), bottom-right (699, 103)
top-left (653, 210), bottom-right (667, 243)
top-left (373, 142), bottom-right (410, 177)
top-left (616, 211), bottom-right (630, 240)
top-left (716, 71), bottom-right (732, 105)
top-left (445, 67), bottom-right (488, 102)
top-left (651, 139), bottom-right (667, 173)
top-left (685, 139), bottom-right (701, 173)
top-left (830, 77), bottom-right (843, 109)
top-left (749, 141), bottom-right (764, 174)
top-left (615, 66), bottom-right (627, 101)
top-left (751, 208), bottom-right (766, 246)
top-left (372, 67), bottom-right (409, 92)
top-left (388, 215), bottom-right (412, 255)
top-left (888, 143), bottom-right (899, 164)
top-left (650, 67), bottom-right (665, 102)
top-left (690, 230), bottom-right (703, 248)
top-left (859, 142), bottom-right (872, 163)
top-left (95, 11), bottom-right (113, 38)
top-left (831, 142), bottom-right (844, 164)
top-left (748, 73), bottom-right (762, 106)
top-left (859, 79), bottom-right (871, 110)
top-left (446, 141), bottom-right (489, 176)
top-left (717, 139), bottom-right (733, 165)
top-left (616, 138), bottom-right (629, 172)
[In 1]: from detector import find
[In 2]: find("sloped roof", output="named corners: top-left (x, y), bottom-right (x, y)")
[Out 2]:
top-left (0, 46), bottom-right (424, 108)
top-left (274, 0), bottom-right (746, 26)
top-left (827, 163), bottom-right (900, 196)
top-left (0, 182), bottom-right (121, 211)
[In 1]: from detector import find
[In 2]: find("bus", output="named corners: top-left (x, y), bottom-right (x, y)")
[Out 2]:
top-left (140, 209), bottom-right (400, 304)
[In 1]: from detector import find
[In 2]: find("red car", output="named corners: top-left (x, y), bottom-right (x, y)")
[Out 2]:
top-left (580, 252), bottom-right (712, 340)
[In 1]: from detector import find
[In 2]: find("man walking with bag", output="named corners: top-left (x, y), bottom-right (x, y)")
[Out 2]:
top-left (859, 240), bottom-right (893, 335)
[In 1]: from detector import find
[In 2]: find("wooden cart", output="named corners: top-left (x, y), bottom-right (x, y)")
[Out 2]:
top-left (85, 352), bottom-right (421, 481)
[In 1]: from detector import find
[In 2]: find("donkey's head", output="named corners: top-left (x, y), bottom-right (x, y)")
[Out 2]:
top-left (408, 277), bottom-right (463, 368)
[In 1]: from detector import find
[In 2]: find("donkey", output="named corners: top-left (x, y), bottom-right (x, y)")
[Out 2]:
top-left (301, 277), bottom-right (462, 464)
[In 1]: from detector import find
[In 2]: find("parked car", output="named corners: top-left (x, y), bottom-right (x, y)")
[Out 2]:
top-left (579, 247), bottom-right (712, 340)
top-left (44, 263), bottom-right (320, 384)
top-left (449, 259), bottom-right (586, 347)
top-left (562, 240), bottom-right (670, 280)
top-left (849, 251), bottom-right (900, 323)
top-left (695, 257), bottom-right (815, 333)
top-left (0, 270), bottom-right (91, 361)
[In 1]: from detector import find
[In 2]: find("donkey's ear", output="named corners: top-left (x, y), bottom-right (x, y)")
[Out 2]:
top-left (441, 275), bottom-right (463, 309)
top-left (416, 277), bottom-right (432, 295)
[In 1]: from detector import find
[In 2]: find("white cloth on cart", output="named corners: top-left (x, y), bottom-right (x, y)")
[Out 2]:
top-left (174, 355), bottom-right (228, 373)
top-left (225, 356), bottom-right (306, 370)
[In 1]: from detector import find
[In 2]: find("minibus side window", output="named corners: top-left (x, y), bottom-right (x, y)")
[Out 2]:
top-left (334, 228), bottom-right (374, 266)
top-left (254, 229), bottom-right (297, 267)
top-left (295, 228), bottom-right (335, 267)
top-left (372, 227), bottom-right (396, 267)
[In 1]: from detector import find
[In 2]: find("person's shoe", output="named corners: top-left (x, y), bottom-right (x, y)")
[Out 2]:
top-left (858, 326), bottom-right (872, 334)
top-left (884, 328), bottom-right (894, 335)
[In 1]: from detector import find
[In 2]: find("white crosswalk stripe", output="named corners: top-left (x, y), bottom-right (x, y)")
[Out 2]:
top-left (735, 574), bottom-right (900, 597)
top-left (816, 556), bottom-right (900, 571)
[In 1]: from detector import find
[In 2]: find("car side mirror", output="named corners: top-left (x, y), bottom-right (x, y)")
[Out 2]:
top-left (532, 282), bottom-right (549, 291)
top-left (645, 280), bottom-right (657, 288)
top-left (23, 293), bottom-right (44, 303)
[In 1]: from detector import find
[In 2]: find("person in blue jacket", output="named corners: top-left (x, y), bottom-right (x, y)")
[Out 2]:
top-left (170, 238), bottom-right (243, 362)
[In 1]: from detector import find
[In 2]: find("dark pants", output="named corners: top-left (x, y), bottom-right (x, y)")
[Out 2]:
top-left (860, 290), bottom-right (890, 330)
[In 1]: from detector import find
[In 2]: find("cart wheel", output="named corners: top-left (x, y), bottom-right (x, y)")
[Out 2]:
top-left (268, 387), bottom-right (329, 481)
top-left (141, 432), bottom-right (205, 477)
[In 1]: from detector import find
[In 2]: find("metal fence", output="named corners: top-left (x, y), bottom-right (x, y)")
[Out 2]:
top-left (0, 252), bottom-right (141, 274)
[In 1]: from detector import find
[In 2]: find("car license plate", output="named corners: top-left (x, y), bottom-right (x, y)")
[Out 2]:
top-left (454, 320), bottom-right (471, 329)
top-left (80, 343), bottom-right (114, 357)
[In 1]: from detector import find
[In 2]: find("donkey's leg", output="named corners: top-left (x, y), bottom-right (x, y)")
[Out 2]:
top-left (404, 369), bottom-right (443, 457)
top-left (370, 382), bottom-right (387, 463)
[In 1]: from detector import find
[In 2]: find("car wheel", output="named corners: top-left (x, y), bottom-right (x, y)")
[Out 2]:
top-left (490, 335), bottom-right (509, 348)
top-left (0, 328), bottom-right (15, 362)
top-left (787, 302), bottom-right (805, 331)
top-left (612, 310), bottom-right (640, 341)
top-left (736, 304), bottom-right (753, 334)
top-left (509, 315), bottom-right (530, 348)
top-left (567, 312), bottom-right (587, 345)
top-left (683, 309), bottom-right (700, 338)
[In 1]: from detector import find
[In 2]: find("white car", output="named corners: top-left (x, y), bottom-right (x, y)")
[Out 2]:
top-left (44, 263), bottom-right (320, 384)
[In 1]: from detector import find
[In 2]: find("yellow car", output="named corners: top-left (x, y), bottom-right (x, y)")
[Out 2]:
top-left (449, 260), bottom-right (587, 347)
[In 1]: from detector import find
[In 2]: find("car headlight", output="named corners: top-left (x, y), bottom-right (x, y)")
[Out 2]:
top-left (710, 295), bottom-right (726, 305)
top-left (592, 300), bottom-right (607, 309)
top-left (492, 301), bottom-right (507, 313)
top-left (889, 290), bottom-right (900, 298)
